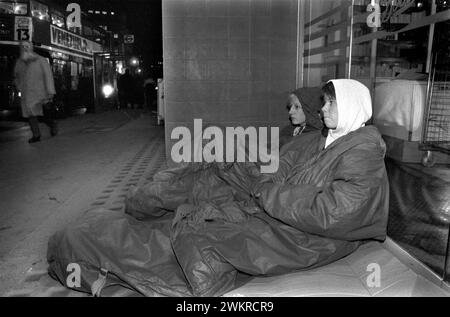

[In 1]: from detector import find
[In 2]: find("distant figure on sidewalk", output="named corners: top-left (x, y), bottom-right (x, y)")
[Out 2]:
top-left (144, 76), bottom-right (157, 111)
top-left (117, 69), bottom-right (133, 109)
top-left (131, 72), bottom-right (145, 109)
top-left (13, 41), bottom-right (57, 143)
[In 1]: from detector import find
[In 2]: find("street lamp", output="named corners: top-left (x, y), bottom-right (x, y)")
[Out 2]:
top-left (130, 57), bottom-right (139, 66)
top-left (102, 84), bottom-right (114, 98)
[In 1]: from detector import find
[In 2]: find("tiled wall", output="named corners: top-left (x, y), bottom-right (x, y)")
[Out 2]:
top-left (162, 0), bottom-right (298, 161)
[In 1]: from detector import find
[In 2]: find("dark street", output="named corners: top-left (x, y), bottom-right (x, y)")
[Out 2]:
top-left (0, 110), bottom-right (165, 296)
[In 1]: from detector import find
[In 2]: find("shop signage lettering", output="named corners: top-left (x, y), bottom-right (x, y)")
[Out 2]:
top-left (366, 0), bottom-right (415, 28)
top-left (66, 3), bottom-right (81, 28)
top-left (51, 25), bottom-right (91, 54)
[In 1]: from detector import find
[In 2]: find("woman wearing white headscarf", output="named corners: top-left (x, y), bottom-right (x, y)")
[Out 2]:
top-left (253, 79), bottom-right (389, 239)
top-left (322, 79), bottom-right (373, 148)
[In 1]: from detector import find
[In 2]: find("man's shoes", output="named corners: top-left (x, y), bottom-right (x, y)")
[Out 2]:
top-left (28, 136), bottom-right (41, 143)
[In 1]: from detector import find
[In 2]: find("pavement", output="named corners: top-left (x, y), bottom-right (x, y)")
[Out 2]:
top-left (0, 109), bottom-right (166, 296)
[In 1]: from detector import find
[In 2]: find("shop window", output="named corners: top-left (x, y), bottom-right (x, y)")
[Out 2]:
top-left (294, 0), bottom-right (450, 286)
top-left (70, 61), bottom-right (78, 76)
top-left (0, 55), bottom-right (13, 80)
top-left (0, 54), bottom-right (16, 110)
top-left (70, 61), bottom-right (79, 90)
top-left (351, 0), bottom-right (432, 88)
top-left (30, 0), bottom-right (49, 21)
top-left (303, 0), bottom-right (351, 87)
top-left (0, 1), bottom-right (27, 15)
top-left (52, 59), bottom-right (67, 89)
top-left (347, 0), bottom-right (450, 282)
top-left (81, 65), bottom-right (93, 78)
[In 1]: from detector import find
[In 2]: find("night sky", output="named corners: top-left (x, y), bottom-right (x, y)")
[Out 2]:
top-left (116, 0), bottom-right (162, 64)
top-left (61, 0), bottom-right (162, 68)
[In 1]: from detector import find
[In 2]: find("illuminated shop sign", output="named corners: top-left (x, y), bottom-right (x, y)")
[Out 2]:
top-left (50, 25), bottom-right (93, 54)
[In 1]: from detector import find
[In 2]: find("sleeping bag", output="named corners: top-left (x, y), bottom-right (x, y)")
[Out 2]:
top-left (47, 125), bottom-right (389, 297)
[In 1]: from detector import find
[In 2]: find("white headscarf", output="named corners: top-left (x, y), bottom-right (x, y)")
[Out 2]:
top-left (325, 79), bottom-right (373, 148)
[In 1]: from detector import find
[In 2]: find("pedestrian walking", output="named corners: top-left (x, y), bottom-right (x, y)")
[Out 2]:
top-left (13, 41), bottom-right (57, 143)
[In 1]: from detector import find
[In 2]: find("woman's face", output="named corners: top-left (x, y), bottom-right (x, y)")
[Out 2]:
top-left (321, 94), bottom-right (338, 129)
top-left (287, 94), bottom-right (306, 125)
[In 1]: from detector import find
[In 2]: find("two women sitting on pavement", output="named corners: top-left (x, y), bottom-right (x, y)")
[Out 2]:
top-left (48, 79), bottom-right (389, 297)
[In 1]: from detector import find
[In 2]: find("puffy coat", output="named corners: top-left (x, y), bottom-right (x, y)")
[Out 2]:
top-left (13, 54), bottom-right (55, 118)
top-left (169, 125), bottom-right (389, 295)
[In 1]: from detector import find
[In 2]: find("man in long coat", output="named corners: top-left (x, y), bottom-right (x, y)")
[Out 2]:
top-left (14, 41), bottom-right (56, 143)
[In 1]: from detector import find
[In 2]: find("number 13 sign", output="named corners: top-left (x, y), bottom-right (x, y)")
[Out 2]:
top-left (14, 16), bottom-right (33, 41)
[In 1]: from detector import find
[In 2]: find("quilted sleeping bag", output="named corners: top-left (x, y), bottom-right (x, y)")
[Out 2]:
top-left (47, 125), bottom-right (389, 297)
